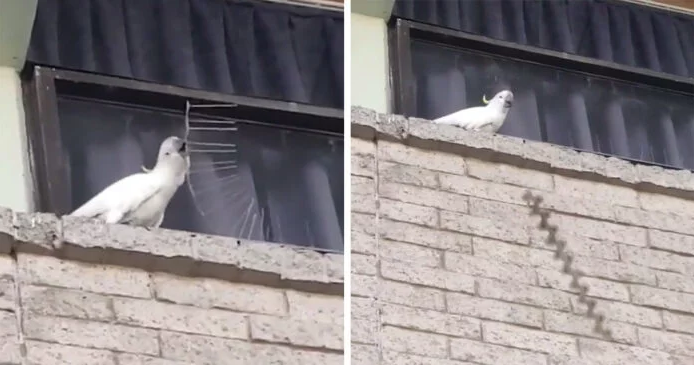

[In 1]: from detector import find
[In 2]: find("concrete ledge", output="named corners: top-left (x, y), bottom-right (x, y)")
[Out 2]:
top-left (0, 208), bottom-right (343, 295)
top-left (352, 106), bottom-right (694, 199)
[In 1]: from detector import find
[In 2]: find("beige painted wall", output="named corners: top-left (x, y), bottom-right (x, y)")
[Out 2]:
top-left (351, 13), bottom-right (390, 114)
top-left (0, 0), bottom-right (38, 212)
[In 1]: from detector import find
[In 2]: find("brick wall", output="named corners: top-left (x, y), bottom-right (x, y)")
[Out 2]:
top-left (350, 106), bottom-right (694, 365)
top-left (0, 211), bottom-right (343, 365)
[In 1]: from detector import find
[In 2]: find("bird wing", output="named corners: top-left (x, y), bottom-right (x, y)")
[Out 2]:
top-left (70, 172), bottom-right (162, 221)
top-left (433, 107), bottom-right (495, 130)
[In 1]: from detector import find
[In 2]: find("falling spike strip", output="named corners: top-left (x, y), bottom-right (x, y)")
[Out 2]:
top-left (522, 190), bottom-right (613, 339)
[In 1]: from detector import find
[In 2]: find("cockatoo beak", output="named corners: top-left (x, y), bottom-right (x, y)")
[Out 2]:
top-left (482, 95), bottom-right (489, 105)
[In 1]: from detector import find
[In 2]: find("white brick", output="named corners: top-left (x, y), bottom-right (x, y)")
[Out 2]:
top-left (539, 193), bottom-right (615, 221)
top-left (160, 331), bottom-right (342, 365)
top-left (380, 280), bottom-right (445, 311)
top-left (21, 285), bottom-right (113, 321)
top-left (380, 219), bottom-right (472, 252)
top-left (154, 274), bottom-right (285, 316)
top-left (554, 175), bottom-right (638, 207)
top-left (657, 271), bottom-right (694, 294)
top-left (638, 328), bottom-right (694, 356)
top-left (378, 161), bottom-right (438, 188)
top-left (573, 256), bottom-right (656, 285)
top-left (380, 260), bottom-right (475, 293)
top-left (378, 140), bottom-right (467, 175)
top-left (352, 137), bottom-right (375, 155)
top-left (445, 252), bottom-right (536, 284)
top-left (113, 298), bottom-right (247, 339)
top-left (578, 339), bottom-right (675, 365)
top-left (450, 337), bottom-right (547, 365)
top-left (352, 230), bottom-right (376, 255)
top-left (639, 192), bottom-right (694, 218)
top-left (352, 344), bottom-right (379, 365)
top-left (352, 175), bottom-right (375, 195)
top-left (537, 269), bottom-right (630, 302)
top-left (0, 277), bottom-right (15, 311)
top-left (467, 197), bottom-right (536, 227)
top-left (380, 181), bottom-right (469, 213)
top-left (529, 233), bottom-right (621, 261)
top-left (352, 297), bottom-right (377, 321)
top-left (0, 311), bottom-right (21, 364)
top-left (439, 172), bottom-right (530, 205)
top-left (631, 285), bottom-right (694, 314)
top-left (483, 321), bottom-right (578, 356)
top-left (381, 303), bottom-right (481, 339)
top-left (571, 298), bottom-right (662, 328)
top-left (0, 255), bottom-right (13, 277)
top-left (352, 191), bottom-right (376, 214)
top-left (379, 240), bottom-right (441, 267)
top-left (351, 154), bottom-right (375, 178)
top-left (23, 315), bottom-right (159, 355)
top-left (352, 318), bottom-right (378, 345)
top-left (478, 278), bottom-right (572, 311)
top-left (352, 212), bottom-right (376, 235)
top-left (544, 310), bottom-right (637, 344)
top-left (615, 206), bottom-right (694, 236)
top-left (381, 325), bottom-right (447, 357)
top-left (465, 158), bottom-right (554, 191)
top-left (440, 210), bottom-right (529, 245)
top-left (18, 254), bottom-right (151, 298)
top-left (619, 245), bottom-right (688, 273)
top-left (551, 214), bottom-right (647, 247)
top-left (250, 315), bottom-right (342, 350)
top-left (25, 341), bottom-right (115, 365)
top-left (473, 237), bottom-right (559, 268)
top-left (382, 351), bottom-right (477, 365)
top-left (379, 198), bottom-right (438, 227)
top-left (664, 311), bottom-right (694, 335)
top-left (351, 253), bottom-right (377, 275)
top-left (561, 235), bottom-right (620, 261)
top-left (117, 354), bottom-right (191, 365)
top-left (352, 274), bottom-right (377, 298)
top-left (446, 292), bottom-right (543, 328)
top-left (286, 291), bottom-right (342, 325)
top-left (672, 355), bottom-right (694, 365)
top-left (649, 229), bottom-right (694, 256)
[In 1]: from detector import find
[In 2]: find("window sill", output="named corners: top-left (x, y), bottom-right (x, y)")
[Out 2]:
top-left (351, 105), bottom-right (694, 198)
top-left (0, 208), bottom-right (343, 295)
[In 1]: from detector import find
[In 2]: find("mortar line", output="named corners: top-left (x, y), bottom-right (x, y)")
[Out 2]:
top-left (372, 135), bottom-right (385, 365)
top-left (10, 247), bottom-right (28, 365)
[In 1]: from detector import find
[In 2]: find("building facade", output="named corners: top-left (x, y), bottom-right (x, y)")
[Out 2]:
top-left (351, 106), bottom-right (694, 365)
top-left (0, 0), bottom-right (345, 363)
top-left (1, 209), bottom-right (343, 364)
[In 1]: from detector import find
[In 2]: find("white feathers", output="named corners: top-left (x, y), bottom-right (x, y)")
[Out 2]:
top-left (70, 136), bottom-right (190, 228)
top-left (434, 90), bottom-right (514, 133)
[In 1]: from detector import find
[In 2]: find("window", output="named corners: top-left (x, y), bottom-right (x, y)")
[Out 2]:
top-left (23, 66), bottom-right (344, 251)
top-left (388, 4), bottom-right (694, 170)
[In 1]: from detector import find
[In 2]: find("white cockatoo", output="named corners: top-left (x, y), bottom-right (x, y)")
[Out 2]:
top-left (434, 90), bottom-right (514, 133)
top-left (70, 136), bottom-right (190, 228)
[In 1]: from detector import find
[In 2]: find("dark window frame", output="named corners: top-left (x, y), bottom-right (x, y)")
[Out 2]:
top-left (22, 64), bottom-right (344, 216)
top-left (388, 18), bottom-right (694, 168)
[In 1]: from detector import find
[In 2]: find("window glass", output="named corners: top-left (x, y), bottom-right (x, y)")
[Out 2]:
top-left (410, 40), bottom-right (694, 169)
top-left (58, 97), bottom-right (344, 251)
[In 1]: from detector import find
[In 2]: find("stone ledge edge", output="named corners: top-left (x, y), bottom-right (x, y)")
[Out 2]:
top-left (351, 106), bottom-right (694, 197)
top-left (0, 208), bottom-right (343, 287)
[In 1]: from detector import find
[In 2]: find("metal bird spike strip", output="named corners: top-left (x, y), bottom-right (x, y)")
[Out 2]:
top-left (522, 190), bottom-right (613, 340)
top-left (184, 100), bottom-right (241, 217)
